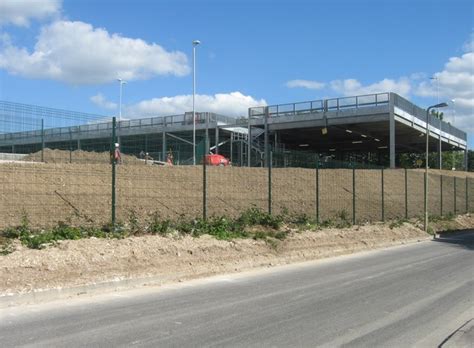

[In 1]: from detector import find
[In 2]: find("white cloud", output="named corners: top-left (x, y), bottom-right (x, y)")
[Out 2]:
top-left (90, 93), bottom-right (117, 110)
top-left (286, 79), bottom-right (325, 90)
top-left (415, 50), bottom-right (473, 133)
top-left (330, 77), bottom-right (412, 97)
top-left (286, 76), bottom-right (411, 97)
top-left (462, 32), bottom-right (474, 52)
top-left (0, 0), bottom-right (61, 27)
top-left (127, 92), bottom-right (266, 118)
top-left (0, 20), bottom-right (190, 84)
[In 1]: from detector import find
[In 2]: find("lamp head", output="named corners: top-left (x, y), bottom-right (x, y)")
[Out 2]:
top-left (192, 40), bottom-right (201, 46)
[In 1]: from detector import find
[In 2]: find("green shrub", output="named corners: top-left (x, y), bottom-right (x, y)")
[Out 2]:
top-left (389, 218), bottom-right (408, 229)
top-left (274, 231), bottom-right (287, 240)
top-left (128, 210), bottom-right (141, 235)
top-left (236, 207), bottom-right (283, 229)
top-left (0, 237), bottom-right (14, 255)
top-left (149, 213), bottom-right (171, 235)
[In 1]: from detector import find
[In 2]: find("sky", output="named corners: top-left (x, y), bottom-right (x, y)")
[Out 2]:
top-left (0, 0), bottom-right (472, 148)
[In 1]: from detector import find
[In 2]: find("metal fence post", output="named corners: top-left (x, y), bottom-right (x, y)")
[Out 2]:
top-left (316, 160), bottom-right (319, 224)
top-left (41, 118), bottom-right (45, 162)
top-left (352, 168), bottom-right (356, 225)
top-left (440, 175), bottom-right (443, 216)
top-left (467, 178), bottom-right (470, 213)
top-left (424, 172), bottom-right (427, 226)
top-left (454, 177), bottom-right (457, 215)
top-left (203, 154), bottom-right (207, 220)
top-left (268, 151), bottom-right (272, 215)
top-left (466, 177), bottom-right (469, 213)
top-left (405, 168), bottom-right (408, 219)
top-left (381, 168), bottom-right (385, 222)
top-left (111, 117), bottom-right (117, 228)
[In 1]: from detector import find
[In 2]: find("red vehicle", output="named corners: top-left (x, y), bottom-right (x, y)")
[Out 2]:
top-left (205, 154), bottom-right (231, 166)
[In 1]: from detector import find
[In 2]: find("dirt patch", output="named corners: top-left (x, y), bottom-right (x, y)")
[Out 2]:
top-left (0, 159), bottom-right (472, 230)
top-left (1, 215), bottom-right (472, 296)
top-left (23, 148), bottom-right (145, 165)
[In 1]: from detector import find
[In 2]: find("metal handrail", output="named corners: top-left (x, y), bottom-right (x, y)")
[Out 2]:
top-left (0, 111), bottom-right (235, 143)
top-left (250, 92), bottom-right (390, 119)
top-left (392, 94), bottom-right (466, 141)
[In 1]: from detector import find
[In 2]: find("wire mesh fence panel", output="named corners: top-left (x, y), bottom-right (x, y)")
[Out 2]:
top-left (354, 169), bottom-right (382, 223)
top-left (428, 173), bottom-right (442, 217)
top-left (116, 166), bottom-right (203, 224)
top-left (384, 169), bottom-right (406, 219)
top-left (406, 170), bottom-right (425, 219)
top-left (272, 168), bottom-right (316, 217)
top-left (0, 103), bottom-right (114, 230)
top-left (319, 169), bottom-right (353, 223)
top-left (0, 164), bottom-right (111, 230)
top-left (207, 167), bottom-right (267, 217)
top-left (443, 176), bottom-right (455, 215)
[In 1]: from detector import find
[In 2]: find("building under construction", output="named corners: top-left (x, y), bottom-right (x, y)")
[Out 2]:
top-left (0, 92), bottom-right (468, 169)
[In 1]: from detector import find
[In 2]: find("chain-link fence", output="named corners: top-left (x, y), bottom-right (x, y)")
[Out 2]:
top-left (1, 104), bottom-right (473, 231)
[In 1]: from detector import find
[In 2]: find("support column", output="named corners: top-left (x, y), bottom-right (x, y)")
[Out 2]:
top-left (77, 139), bottom-right (81, 150)
top-left (215, 126), bottom-right (219, 154)
top-left (247, 109), bottom-right (252, 167)
top-left (465, 149), bottom-right (469, 171)
top-left (389, 115), bottom-right (395, 169)
top-left (162, 131), bottom-right (166, 162)
top-left (240, 139), bottom-right (243, 167)
top-left (389, 93), bottom-right (396, 168)
top-left (230, 132), bottom-right (233, 164)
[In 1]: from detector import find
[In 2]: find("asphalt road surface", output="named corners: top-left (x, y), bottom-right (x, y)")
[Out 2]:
top-left (1, 232), bottom-right (473, 347)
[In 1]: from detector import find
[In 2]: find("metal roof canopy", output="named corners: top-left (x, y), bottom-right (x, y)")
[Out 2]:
top-left (0, 93), bottom-right (468, 169)
top-left (246, 92), bottom-right (467, 154)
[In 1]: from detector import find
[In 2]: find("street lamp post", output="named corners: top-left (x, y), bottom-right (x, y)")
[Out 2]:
top-left (117, 78), bottom-right (127, 122)
top-left (430, 76), bottom-right (442, 169)
top-left (451, 99), bottom-right (456, 170)
top-left (425, 102), bottom-right (448, 233)
top-left (192, 40), bottom-right (201, 165)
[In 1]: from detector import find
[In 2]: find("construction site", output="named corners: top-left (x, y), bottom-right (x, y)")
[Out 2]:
top-left (0, 92), bottom-right (472, 230)
top-left (0, 92), bottom-right (468, 169)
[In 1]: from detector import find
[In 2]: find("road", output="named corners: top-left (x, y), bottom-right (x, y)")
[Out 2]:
top-left (1, 232), bottom-right (473, 347)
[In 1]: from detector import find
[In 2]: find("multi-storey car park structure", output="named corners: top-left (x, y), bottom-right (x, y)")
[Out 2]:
top-left (0, 92), bottom-right (468, 169)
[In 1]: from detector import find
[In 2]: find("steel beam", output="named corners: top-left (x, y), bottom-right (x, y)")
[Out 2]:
top-left (389, 94), bottom-right (396, 168)
top-left (162, 131), bottom-right (166, 161)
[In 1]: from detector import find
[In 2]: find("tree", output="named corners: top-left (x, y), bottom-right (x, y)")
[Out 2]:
top-left (398, 150), bottom-right (465, 170)
top-left (468, 150), bottom-right (474, 172)
top-left (430, 109), bottom-right (444, 120)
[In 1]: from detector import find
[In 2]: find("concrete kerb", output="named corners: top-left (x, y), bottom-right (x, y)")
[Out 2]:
top-left (0, 236), bottom-right (434, 309)
top-left (0, 275), bottom-right (173, 309)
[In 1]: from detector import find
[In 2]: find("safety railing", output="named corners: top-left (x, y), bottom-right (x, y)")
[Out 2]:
top-left (392, 94), bottom-right (466, 141)
top-left (0, 111), bottom-right (237, 144)
top-left (250, 93), bottom-right (390, 118)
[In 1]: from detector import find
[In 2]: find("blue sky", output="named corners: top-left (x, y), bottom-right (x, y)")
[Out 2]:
top-left (0, 0), bottom-right (472, 147)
